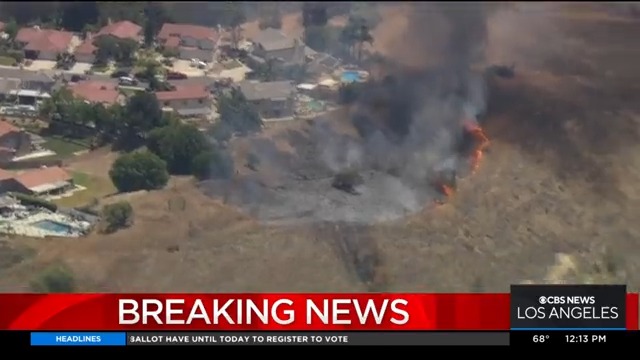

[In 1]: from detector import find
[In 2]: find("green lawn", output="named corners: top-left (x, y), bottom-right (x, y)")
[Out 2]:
top-left (54, 171), bottom-right (117, 208)
top-left (0, 56), bottom-right (15, 66)
top-left (43, 136), bottom-right (90, 157)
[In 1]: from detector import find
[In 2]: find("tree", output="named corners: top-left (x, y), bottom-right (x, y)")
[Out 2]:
top-left (192, 148), bottom-right (235, 180)
top-left (30, 263), bottom-right (76, 293)
top-left (147, 123), bottom-right (212, 175)
top-left (60, 2), bottom-right (100, 32)
top-left (340, 16), bottom-right (374, 62)
top-left (143, 2), bottom-right (170, 47)
top-left (117, 91), bottom-right (165, 149)
top-left (94, 36), bottom-right (139, 66)
top-left (109, 151), bottom-right (169, 193)
top-left (101, 201), bottom-right (134, 233)
top-left (304, 26), bottom-right (328, 52)
top-left (4, 19), bottom-right (18, 41)
top-left (227, 2), bottom-right (246, 49)
top-left (303, 3), bottom-right (329, 52)
top-left (302, 3), bottom-right (328, 27)
top-left (218, 88), bottom-right (262, 135)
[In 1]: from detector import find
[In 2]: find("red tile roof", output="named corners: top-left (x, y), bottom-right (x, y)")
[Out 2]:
top-left (0, 121), bottom-right (20, 137)
top-left (14, 166), bottom-right (71, 190)
top-left (96, 20), bottom-right (142, 40)
top-left (158, 23), bottom-right (218, 43)
top-left (17, 28), bottom-right (74, 53)
top-left (0, 168), bottom-right (14, 181)
top-left (156, 85), bottom-right (210, 101)
top-left (74, 37), bottom-right (97, 55)
top-left (165, 36), bottom-right (181, 48)
top-left (69, 80), bottom-right (120, 105)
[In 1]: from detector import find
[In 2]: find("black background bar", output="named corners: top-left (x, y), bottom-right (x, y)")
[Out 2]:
top-left (1, 331), bottom-right (639, 348)
top-left (510, 330), bottom-right (638, 346)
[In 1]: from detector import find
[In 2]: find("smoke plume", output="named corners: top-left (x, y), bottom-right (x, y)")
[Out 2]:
top-left (201, 3), bottom-right (496, 224)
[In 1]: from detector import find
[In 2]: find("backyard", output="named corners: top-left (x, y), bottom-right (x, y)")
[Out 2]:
top-left (42, 136), bottom-right (91, 158)
top-left (53, 171), bottom-right (116, 208)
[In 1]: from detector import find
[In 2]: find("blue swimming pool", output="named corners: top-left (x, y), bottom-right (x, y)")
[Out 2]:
top-left (31, 220), bottom-right (73, 234)
top-left (341, 70), bottom-right (360, 83)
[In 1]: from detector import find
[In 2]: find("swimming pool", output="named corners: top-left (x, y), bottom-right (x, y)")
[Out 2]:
top-left (31, 220), bottom-right (73, 234)
top-left (341, 70), bottom-right (360, 83)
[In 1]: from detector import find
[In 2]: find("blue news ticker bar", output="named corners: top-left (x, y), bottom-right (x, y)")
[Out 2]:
top-left (511, 328), bottom-right (626, 331)
top-left (30, 332), bottom-right (126, 346)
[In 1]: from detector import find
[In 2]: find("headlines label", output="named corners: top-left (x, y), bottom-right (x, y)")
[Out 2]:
top-left (510, 284), bottom-right (627, 330)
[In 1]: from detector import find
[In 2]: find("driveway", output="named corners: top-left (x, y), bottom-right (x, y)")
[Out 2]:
top-left (172, 60), bottom-right (209, 77)
top-left (68, 63), bottom-right (92, 74)
top-left (26, 60), bottom-right (57, 71)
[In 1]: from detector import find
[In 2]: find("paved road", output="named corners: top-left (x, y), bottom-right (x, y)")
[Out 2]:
top-left (0, 66), bottom-right (218, 90)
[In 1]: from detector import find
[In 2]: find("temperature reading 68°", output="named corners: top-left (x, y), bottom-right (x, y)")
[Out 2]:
top-left (532, 335), bottom-right (550, 343)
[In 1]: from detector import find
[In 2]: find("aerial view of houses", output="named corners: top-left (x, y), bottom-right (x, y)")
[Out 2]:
top-left (0, 2), bottom-right (400, 292)
top-left (0, 2), bottom-right (366, 245)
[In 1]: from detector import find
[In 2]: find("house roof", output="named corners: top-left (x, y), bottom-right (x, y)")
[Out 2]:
top-left (0, 169), bottom-right (14, 181)
top-left (69, 80), bottom-right (120, 105)
top-left (0, 121), bottom-right (20, 137)
top-left (252, 28), bottom-right (297, 52)
top-left (158, 23), bottom-right (218, 43)
top-left (96, 20), bottom-right (142, 40)
top-left (156, 85), bottom-right (209, 101)
top-left (14, 166), bottom-right (71, 191)
top-left (18, 28), bottom-right (73, 53)
top-left (239, 80), bottom-right (296, 101)
top-left (74, 37), bottom-right (97, 55)
top-left (165, 36), bottom-right (180, 48)
top-left (0, 78), bottom-right (21, 94)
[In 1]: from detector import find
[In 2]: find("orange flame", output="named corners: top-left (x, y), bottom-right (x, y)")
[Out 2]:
top-left (463, 120), bottom-right (490, 174)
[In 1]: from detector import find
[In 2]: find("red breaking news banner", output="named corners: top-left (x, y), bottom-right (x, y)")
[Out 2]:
top-left (0, 293), bottom-right (637, 331)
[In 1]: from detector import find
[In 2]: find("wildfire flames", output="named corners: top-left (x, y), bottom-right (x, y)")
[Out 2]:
top-left (433, 119), bottom-right (490, 206)
top-left (463, 120), bottom-right (490, 174)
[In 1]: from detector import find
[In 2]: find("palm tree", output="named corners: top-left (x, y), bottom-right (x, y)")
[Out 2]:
top-left (340, 16), bottom-right (374, 63)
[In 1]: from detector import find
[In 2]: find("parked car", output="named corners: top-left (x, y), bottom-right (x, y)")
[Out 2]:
top-left (70, 74), bottom-right (86, 82)
top-left (111, 70), bottom-right (131, 78)
top-left (166, 71), bottom-right (188, 80)
top-left (118, 76), bottom-right (138, 86)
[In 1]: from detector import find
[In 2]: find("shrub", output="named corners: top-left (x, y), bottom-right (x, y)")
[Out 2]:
top-left (12, 193), bottom-right (57, 212)
top-left (30, 263), bottom-right (76, 293)
top-left (101, 201), bottom-right (133, 234)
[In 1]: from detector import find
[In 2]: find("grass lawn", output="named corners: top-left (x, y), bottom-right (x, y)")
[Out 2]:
top-left (54, 171), bottom-right (116, 208)
top-left (222, 59), bottom-right (243, 70)
top-left (0, 56), bottom-right (15, 66)
top-left (43, 136), bottom-right (90, 157)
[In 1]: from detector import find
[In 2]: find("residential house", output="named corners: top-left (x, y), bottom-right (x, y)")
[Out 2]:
top-left (0, 121), bottom-right (32, 161)
top-left (249, 28), bottom-right (309, 68)
top-left (16, 27), bottom-right (74, 61)
top-left (95, 20), bottom-right (142, 42)
top-left (0, 170), bottom-right (15, 194)
top-left (0, 69), bottom-right (54, 104)
top-left (156, 84), bottom-right (212, 118)
top-left (21, 72), bottom-right (55, 92)
top-left (238, 80), bottom-right (296, 119)
top-left (158, 23), bottom-right (219, 62)
top-left (1, 166), bottom-right (74, 196)
top-left (74, 36), bottom-right (98, 64)
top-left (68, 80), bottom-right (124, 106)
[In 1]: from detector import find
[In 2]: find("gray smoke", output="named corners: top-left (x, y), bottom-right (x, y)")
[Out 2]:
top-left (201, 3), bottom-right (494, 224)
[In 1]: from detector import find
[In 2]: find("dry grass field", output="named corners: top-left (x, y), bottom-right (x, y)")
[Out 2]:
top-left (1, 3), bottom-right (639, 293)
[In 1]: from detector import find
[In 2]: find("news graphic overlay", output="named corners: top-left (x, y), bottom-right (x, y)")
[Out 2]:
top-left (511, 285), bottom-right (626, 330)
top-left (510, 285), bottom-right (628, 346)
